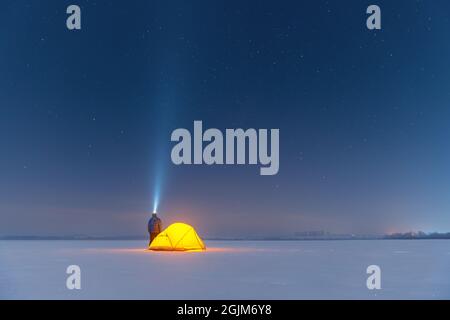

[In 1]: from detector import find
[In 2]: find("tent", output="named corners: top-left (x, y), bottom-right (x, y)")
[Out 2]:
top-left (149, 222), bottom-right (206, 252)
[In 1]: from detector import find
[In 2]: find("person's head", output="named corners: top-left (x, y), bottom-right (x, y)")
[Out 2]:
top-left (152, 213), bottom-right (157, 217)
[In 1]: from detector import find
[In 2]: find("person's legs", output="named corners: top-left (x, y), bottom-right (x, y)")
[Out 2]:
top-left (148, 234), bottom-right (154, 247)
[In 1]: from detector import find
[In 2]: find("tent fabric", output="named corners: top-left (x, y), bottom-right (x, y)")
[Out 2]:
top-left (149, 223), bottom-right (206, 251)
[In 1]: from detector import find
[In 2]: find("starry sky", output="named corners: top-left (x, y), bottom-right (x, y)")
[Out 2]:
top-left (1, 0), bottom-right (450, 238)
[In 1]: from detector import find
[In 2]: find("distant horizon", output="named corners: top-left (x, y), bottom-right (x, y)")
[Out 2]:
top-left (2, 230), bottom-right (450, 241)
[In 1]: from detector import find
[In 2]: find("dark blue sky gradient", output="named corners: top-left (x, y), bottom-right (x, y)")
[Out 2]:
top-left (1, 0), bottom-right (450, 237)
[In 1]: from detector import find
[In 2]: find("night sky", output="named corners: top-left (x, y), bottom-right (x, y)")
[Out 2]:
top-left (1, 0), bottom-right (450, 238)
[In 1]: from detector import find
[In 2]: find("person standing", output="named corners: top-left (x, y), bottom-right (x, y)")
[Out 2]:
top-left (148, 213), bottom-right (162, 246)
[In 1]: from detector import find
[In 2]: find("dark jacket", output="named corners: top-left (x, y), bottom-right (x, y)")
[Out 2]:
top-left (148, 215), bottom-right (162, 234)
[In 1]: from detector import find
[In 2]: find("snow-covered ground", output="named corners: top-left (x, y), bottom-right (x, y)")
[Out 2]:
top-left (0, 240), bottom-right (449, 299)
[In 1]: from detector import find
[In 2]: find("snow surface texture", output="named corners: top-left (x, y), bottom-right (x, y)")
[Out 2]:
top-left (0, 240), bottom-right (449, 299)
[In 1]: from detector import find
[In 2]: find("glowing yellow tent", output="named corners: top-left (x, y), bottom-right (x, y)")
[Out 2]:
top-left (149, 222), bottom-right (206, 252)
